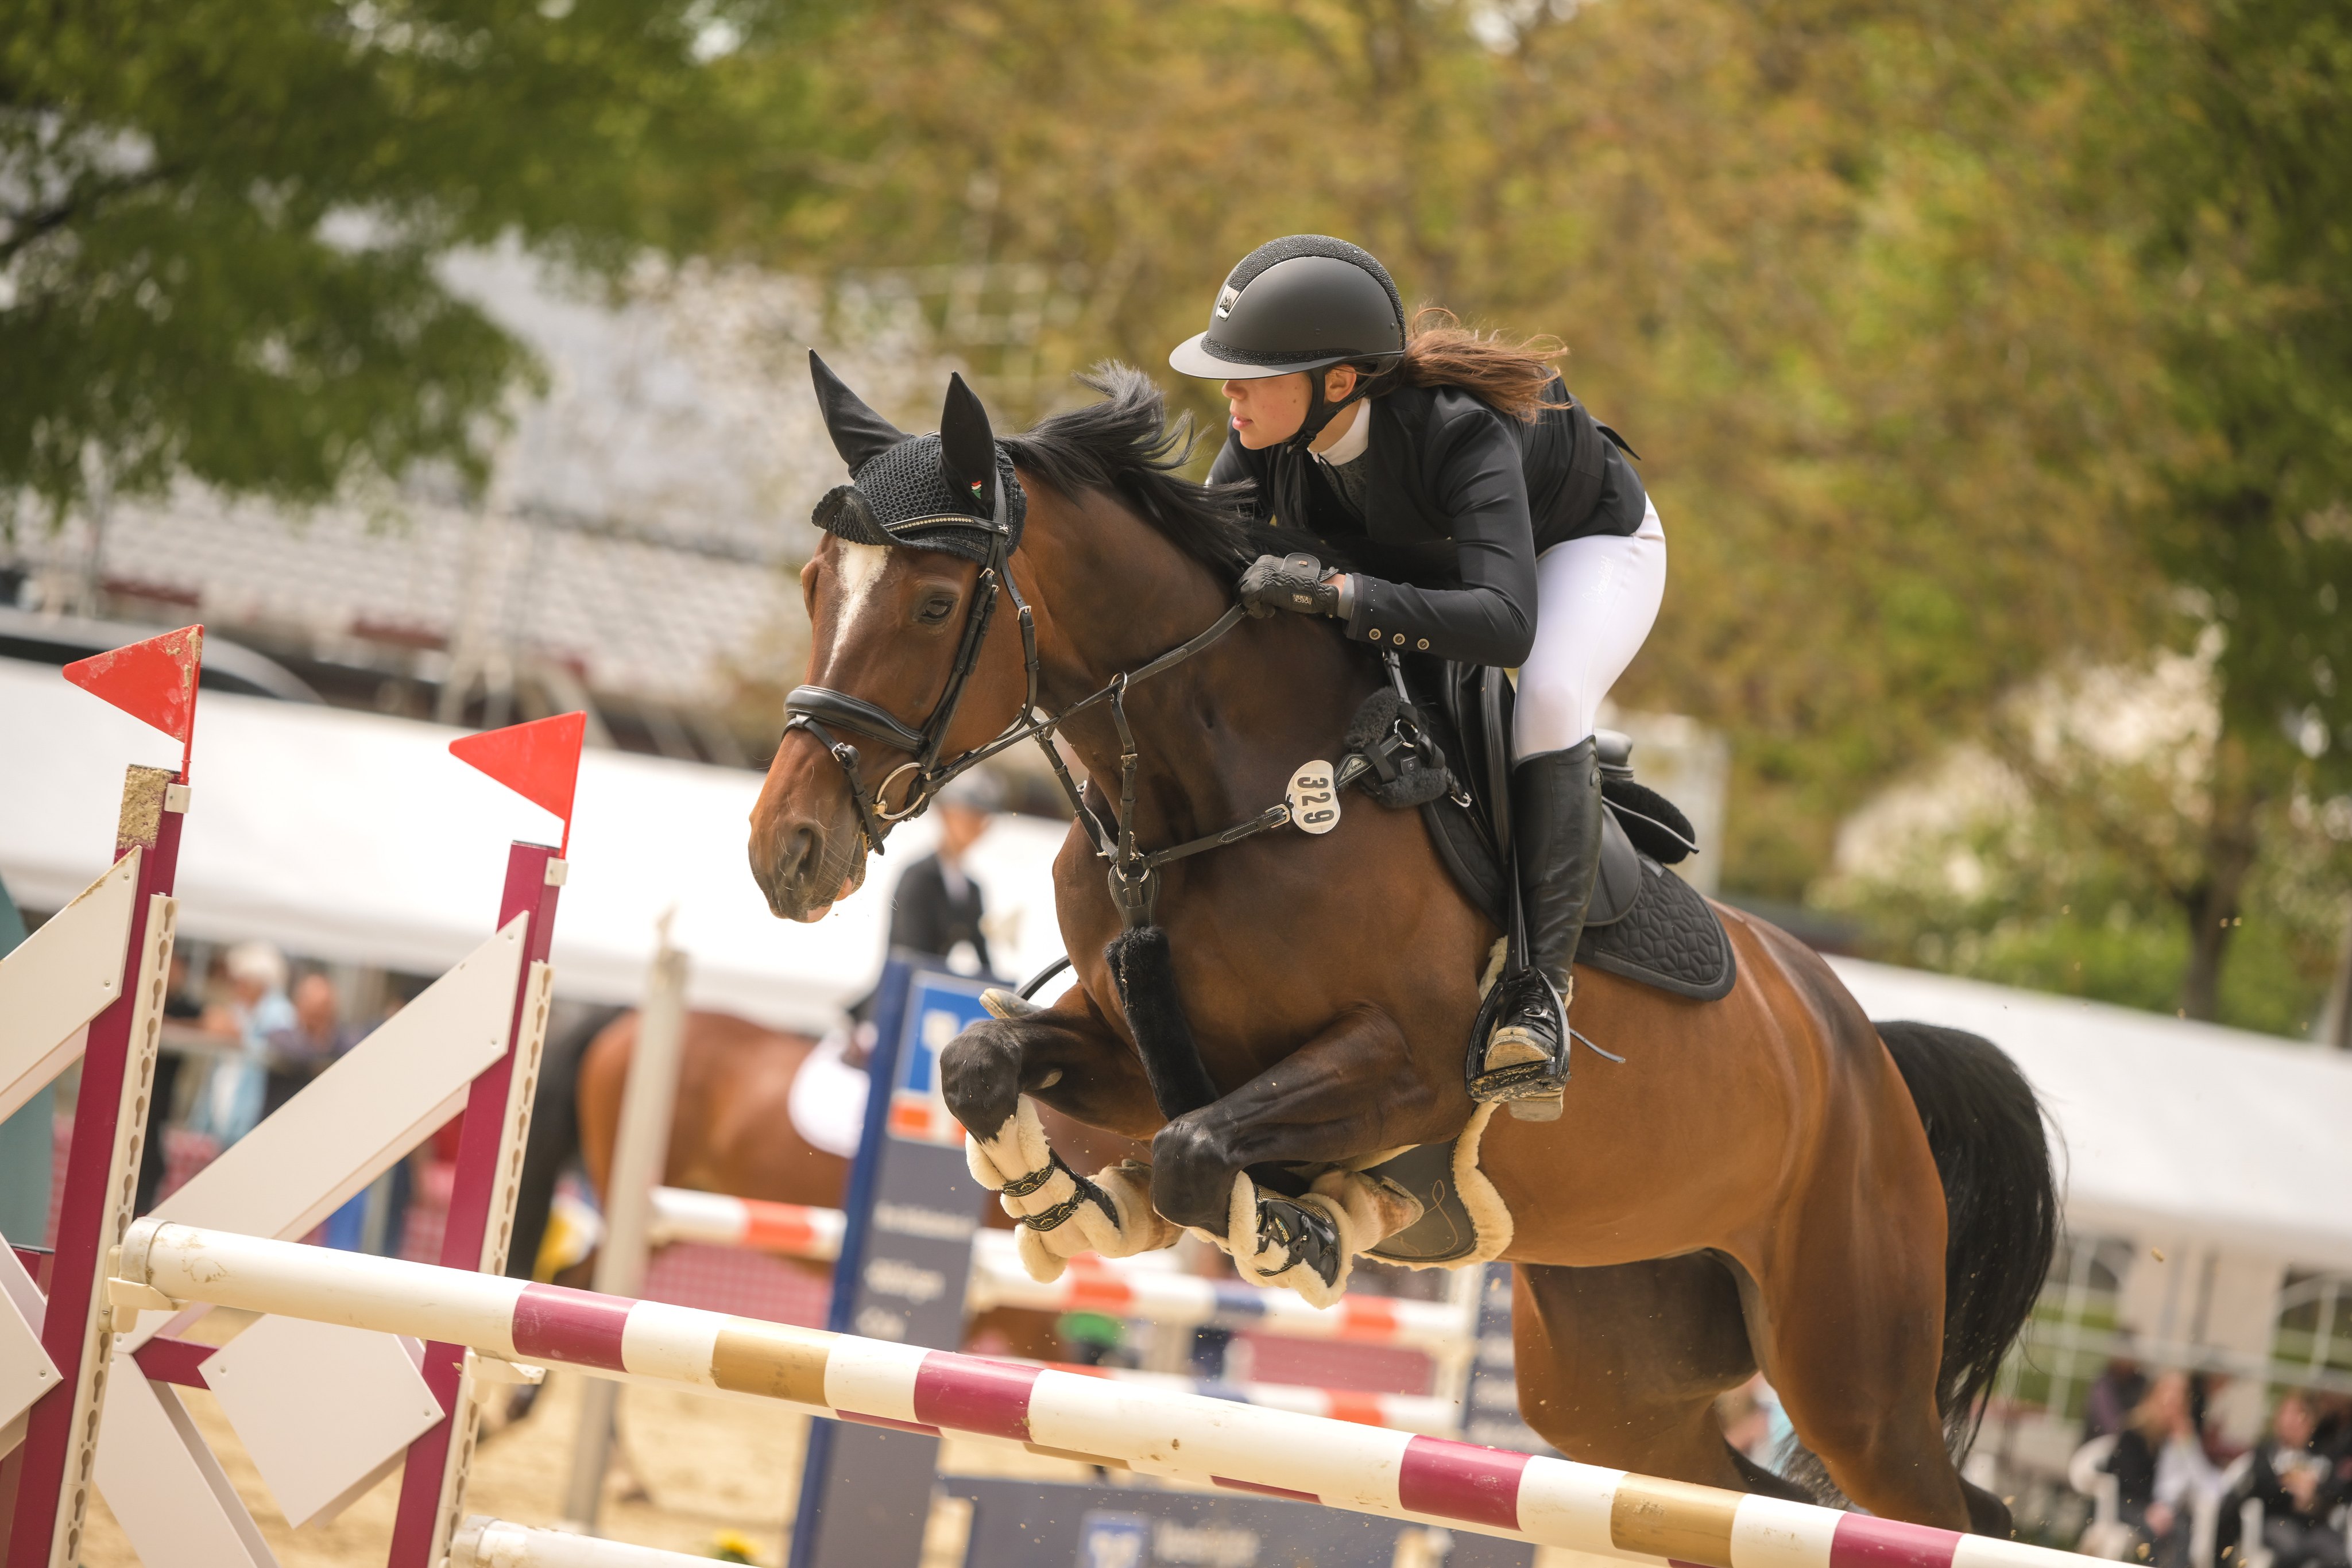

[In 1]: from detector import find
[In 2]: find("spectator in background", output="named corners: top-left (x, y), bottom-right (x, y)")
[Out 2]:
top-left (2085, 1352), bottom-right (2151, 1442)
top-left (844, 768), bottom-right (1004, 1037)
top-left (888, 769), bottom-right (1001, 975)
top-left (2106, 1370), bottom-right (2223, 1568)
top-left (262, 972), bottom-right (355, 1118)
top-left (2236, 1392), bottom-right (2350, 1568)
top-left (199, 941), bottom-right (293, 1147)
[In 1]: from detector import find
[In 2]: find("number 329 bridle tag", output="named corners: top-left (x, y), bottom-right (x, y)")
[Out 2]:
top-left (1286, 760), bottom-right (1341, 835)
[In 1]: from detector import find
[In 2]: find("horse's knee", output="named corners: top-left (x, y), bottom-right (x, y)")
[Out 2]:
top-left (939, 1021), bottom-right (1026, 1138)
top-left (1148, 1113), bottom-right (1236, 1232)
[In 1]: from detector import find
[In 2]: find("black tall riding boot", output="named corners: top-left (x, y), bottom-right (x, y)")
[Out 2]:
top-left (1471, 738), bottom-right (1604, 1112)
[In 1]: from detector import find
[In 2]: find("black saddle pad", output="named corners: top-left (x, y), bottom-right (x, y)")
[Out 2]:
top-left (1395, 657), bottom-right (1736, 1004)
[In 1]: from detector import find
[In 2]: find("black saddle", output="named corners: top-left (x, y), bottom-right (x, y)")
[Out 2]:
top-left (1387, 657), bottom-right (1736, 1003)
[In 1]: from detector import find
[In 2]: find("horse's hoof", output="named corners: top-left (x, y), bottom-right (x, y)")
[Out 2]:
top-left (981, 986), bottom-right (1044, 1021)
top-left (1508, 1090), bottom-right (1564, 1122)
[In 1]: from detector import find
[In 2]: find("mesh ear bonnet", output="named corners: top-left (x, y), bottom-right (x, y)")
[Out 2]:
top-left (811, 436), bottom-right (1026, 564)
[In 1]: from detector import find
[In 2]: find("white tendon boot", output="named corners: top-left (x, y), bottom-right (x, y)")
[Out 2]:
top-left (1225, 1168), bottom-right (1423, 1309)
top-left (964, 1096), bottom-right (1178, 1281)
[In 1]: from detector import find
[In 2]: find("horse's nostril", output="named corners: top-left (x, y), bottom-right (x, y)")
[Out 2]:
top-left (785, 826), bottom-right (818, 885)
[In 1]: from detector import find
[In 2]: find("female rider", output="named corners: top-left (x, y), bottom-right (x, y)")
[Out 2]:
top-left (1167, 234), bottom-right (1666, 1112)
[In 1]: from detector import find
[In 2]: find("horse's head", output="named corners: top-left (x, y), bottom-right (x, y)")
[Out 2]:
top-left (749, 354), bottom-right (1027, 922)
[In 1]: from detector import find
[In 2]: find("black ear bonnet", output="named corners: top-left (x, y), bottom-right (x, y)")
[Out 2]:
top-left (807, 353), bottom-right (1026, 563)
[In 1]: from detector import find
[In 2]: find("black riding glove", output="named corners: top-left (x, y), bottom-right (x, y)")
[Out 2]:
top-left (1238, 552), bottom-right (1341, 619)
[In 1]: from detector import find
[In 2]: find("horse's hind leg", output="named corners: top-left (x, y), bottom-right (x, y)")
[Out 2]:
top-left (1512, 1256), bottom-right (1809, 1499)
top-left (1731, 1085), bottom-right (1975, 1530)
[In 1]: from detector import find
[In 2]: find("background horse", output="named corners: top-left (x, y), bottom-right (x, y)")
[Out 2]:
top-left (748, 362), bottom-right (2057, 1535)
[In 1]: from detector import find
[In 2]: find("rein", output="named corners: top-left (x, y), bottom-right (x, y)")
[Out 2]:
top-left (784, 497), bottom-right (1430, 931)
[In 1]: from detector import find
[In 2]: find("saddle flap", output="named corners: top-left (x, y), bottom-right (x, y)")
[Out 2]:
top-left (1588, 808), bottom-right (1643, 928)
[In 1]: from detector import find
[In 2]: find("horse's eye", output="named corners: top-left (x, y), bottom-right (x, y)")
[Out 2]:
top-left (918, 595), bottom-right (957, 624)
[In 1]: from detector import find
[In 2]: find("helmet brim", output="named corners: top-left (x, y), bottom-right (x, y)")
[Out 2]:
top-left (1168, 332), bottom-right (1353, 381)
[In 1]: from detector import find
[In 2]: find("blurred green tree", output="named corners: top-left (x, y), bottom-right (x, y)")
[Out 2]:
top-left (742, 0), bottom-right (2164, 896)
top-left (2091, 0), bottom-right (2352, 1016)
top-left (0, 0), bottom-right (830, 522)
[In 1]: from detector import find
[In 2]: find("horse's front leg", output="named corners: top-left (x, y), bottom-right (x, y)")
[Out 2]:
top-left (939, 981), bottom-right (1179, 1280)
top-left (1152, 1005), bottom-right (1450, 1307)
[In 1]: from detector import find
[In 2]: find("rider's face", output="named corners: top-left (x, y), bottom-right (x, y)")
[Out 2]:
top-left (1221, 366), bottom-right (1358, 450)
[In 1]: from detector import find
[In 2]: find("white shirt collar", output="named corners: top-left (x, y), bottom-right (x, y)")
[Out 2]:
top-left (1315, 399), bottom-right (1372, 466)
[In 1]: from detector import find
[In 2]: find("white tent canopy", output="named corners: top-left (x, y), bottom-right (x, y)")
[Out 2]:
top-left (9, 652), bottom-right (2350, 1271)
top-left (0, 656), bottom-right (1070, 1033)
top-left (1831, 957), bottom-right (2352, 1273)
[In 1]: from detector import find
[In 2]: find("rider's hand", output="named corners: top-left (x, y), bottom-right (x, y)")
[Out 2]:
top-left (1238, 552), bottom-right (1342, 619)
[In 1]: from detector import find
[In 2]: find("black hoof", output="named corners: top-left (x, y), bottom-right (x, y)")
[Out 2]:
top-left (1147, 1114), bottom-right (1233, 1232)
top-left (938, 1019), bottom-right (1026, 1139)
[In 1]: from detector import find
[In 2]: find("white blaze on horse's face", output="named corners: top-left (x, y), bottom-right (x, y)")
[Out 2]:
top-left (823, 541), bottom-right (893, 665)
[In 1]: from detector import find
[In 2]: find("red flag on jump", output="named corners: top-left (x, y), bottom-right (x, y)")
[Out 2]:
top-left (63, 624), bottom-right (206, 779)
top-left (449, 712), bottom-right (587, 856)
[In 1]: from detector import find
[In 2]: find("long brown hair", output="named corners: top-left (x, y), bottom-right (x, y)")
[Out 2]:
top-left (1386, 306), bottom-right (1568, 423)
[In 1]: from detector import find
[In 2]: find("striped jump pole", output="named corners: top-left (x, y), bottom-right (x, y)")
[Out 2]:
top-left (967, 1231), bottom-right (1471, 1354)
top-left (1039, 1362), bottom-right (1463, 1435)
top-left (644, 1186), bottom-right (1467, 1354)
top-left (451, 1517), bottom-right (713, 1568)
top-left (117, 1219), bottom-right (2088, 1568)
top-left (647, 1187), bottom-right (845, 1261)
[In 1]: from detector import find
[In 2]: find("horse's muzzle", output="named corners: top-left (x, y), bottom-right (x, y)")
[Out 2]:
top-left (748, 737), bottom-right (869, 922)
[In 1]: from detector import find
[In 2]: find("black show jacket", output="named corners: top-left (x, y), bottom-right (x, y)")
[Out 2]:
top-left (1209, 377), bottom-right (1643, 667)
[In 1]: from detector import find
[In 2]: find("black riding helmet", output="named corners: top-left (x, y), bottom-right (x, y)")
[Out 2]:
top-left (1170, 235), bottom-right (1407, 466)
top-left (1169, 235), bottom-right (1406, 381)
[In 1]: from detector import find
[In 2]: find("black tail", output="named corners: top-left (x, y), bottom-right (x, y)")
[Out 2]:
top-left (1877, 1020), bottom-right (2059, 1454)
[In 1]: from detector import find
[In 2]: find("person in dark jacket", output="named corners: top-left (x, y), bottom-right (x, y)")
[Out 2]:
top-left (2105, 1371), bottom-right (2222, 1568)
top-left (886, 768), bottom-right (999, 976)
top-left (1169, 234), bottom-right (1665, 1110)
top-left (2236, 1392), bottom-right (2351, 1568)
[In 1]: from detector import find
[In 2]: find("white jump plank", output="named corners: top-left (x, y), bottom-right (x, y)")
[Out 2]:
top-left (0, 1240), bottom-right (59, 1458)
top-left (91, 1365), bottom-right (280, 1568)
top-left (0, 850), bottom-right (138, 1122)
top-left (200, 1315), bottom-right (443, 1528)
top-left (133, 913), bottom-right (527, 1330)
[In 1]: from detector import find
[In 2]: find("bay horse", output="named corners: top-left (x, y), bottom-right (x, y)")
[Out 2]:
top-left (746, 359), bottom-right (2056, 1534)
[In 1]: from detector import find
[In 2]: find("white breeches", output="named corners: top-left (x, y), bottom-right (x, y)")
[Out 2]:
top-left (1512, 498), bottom-right (1668, 757)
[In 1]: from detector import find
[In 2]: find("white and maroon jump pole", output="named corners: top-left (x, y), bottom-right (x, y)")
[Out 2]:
top-left (2, 627), bottom-right (202, 1568)
top-left (117, 1221), bottom-right (2094, 1568)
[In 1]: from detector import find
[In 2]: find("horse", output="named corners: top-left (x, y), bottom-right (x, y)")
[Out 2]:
top-left (571, 1008), bottom-right (1146, 1360)
top-left (746, 358), bottom-right (2057, 1534)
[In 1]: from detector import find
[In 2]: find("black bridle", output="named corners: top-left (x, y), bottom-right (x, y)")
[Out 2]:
top-left (782, 483), bottom-right (1024, 851)
top-left (783, 482), bottom-right (1255, 920)
top-left (783, 475), bottom-right (1442, 931)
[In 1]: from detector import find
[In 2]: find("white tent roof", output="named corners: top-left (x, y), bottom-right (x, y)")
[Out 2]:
top-left (1829, 957), bottom-right (2352, 1272)
top-left (0, 656), bottom-right (1070, 1033)
top-left (9, 653), bottom-right (2349, 1269)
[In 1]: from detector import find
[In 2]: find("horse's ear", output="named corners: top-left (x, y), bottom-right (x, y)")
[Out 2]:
top-left (809, 350), bottom-right (907, 473)
top-left (938, 372), bottom-right (997, 514)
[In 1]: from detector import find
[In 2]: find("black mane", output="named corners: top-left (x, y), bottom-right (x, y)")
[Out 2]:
top-left (1004, 363), bottom-right (1402, 583)
top-left (1003, 365), bottom-right (1263, 584)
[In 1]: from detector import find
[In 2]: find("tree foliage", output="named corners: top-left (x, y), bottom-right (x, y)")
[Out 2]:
top-left (0, 0), bottom-right (833, 519)
top-left (13, 0), bottom-right (2346, 1023)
